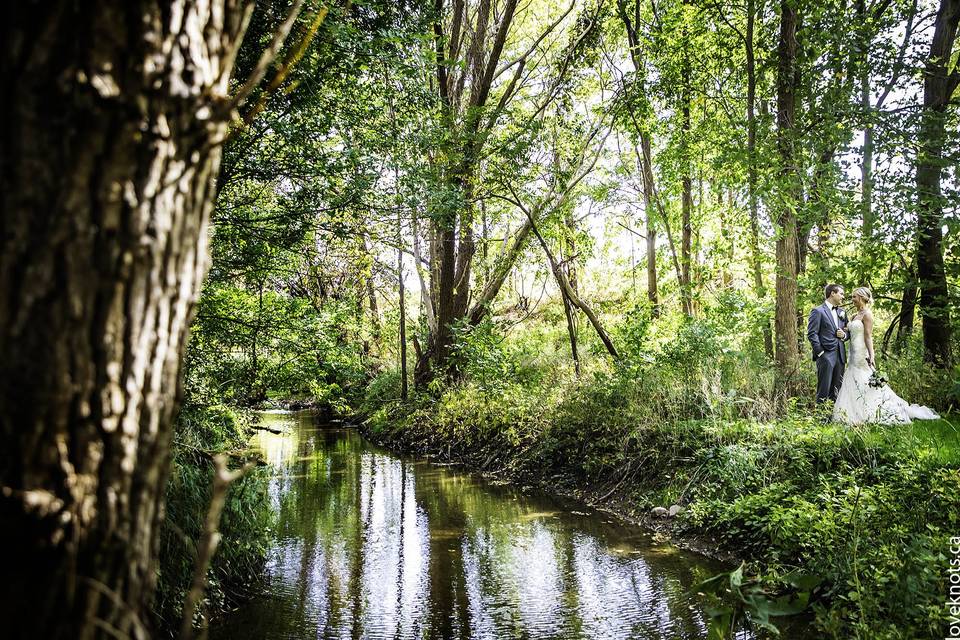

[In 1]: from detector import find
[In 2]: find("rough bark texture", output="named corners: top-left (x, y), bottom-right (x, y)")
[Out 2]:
top-left (916, 0), bottom-right (959, 366)
top-left (0, 2), bottom-right (252, 637)
top-left (774, 0), bottom-right (802, 388)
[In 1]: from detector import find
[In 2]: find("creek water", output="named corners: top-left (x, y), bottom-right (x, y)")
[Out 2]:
top-left (210, 411), bottom-right (805, 640)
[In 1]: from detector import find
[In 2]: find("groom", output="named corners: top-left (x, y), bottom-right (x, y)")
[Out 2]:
top-left (807, 284), bottom-right (849, 403)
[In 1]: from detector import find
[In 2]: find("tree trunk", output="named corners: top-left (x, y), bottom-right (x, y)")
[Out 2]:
top-left (618, 0), bottom-right (660, 316)
top-left (774, 0), bottom-right (803, 388)
top-left (563, 212), bottom-right (581, 375)
top-left (746, 0), bottom-right (774, 358)
top-left (642, 136), bottom-right (660, 316)
top-left (645, 183), bottom-right (659, 317)
top-left (415, 0), bottom-right (521, 387)
top-left (915, 0), bottom-right (959, 367)
top-left (857, 0), bottom-right (875, 250)
top-left (0, 2), bottom-right (257, 637)
top-left (680, 5), bottom-right (694, 317)
top-left (897, 258), bottom-right (919, 353)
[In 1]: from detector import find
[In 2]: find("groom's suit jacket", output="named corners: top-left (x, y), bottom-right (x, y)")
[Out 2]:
top-left (806, 302), bottom-right (848, 363)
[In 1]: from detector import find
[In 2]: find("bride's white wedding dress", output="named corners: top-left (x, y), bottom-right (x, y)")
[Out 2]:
top-left (833, 318), bottom-right (940, 425)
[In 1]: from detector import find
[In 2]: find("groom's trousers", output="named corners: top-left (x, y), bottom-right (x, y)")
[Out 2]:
top-left (815, 349), bottom-right (845, 403)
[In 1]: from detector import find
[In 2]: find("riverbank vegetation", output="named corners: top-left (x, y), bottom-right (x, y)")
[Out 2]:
top-left (153, 405), bottom-right (273, 635)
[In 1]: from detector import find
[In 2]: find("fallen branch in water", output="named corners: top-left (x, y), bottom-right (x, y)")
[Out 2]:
top-left (250, 424), bottom-right (283, 435)
top-left (173, 440), bottom-right (265, 466)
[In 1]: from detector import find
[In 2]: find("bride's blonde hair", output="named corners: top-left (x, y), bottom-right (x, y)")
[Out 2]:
top-left (853, 286), bottom-right (872, 305)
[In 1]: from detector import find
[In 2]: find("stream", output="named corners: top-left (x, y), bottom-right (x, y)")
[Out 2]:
top-left (210, 410), bottom-right (808, 639)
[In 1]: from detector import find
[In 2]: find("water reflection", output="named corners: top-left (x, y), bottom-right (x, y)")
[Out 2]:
top-left (211, 412), bottom-right (792, 640)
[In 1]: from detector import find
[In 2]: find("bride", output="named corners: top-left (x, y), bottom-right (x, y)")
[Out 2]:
top-left (833, 287), bottom-right (940, 425)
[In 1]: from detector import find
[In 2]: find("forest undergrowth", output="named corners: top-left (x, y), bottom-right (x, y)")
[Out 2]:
top-left (153, 404), bottom-right (274, 637)
top-left (361, 309), bottom-right (960, 640)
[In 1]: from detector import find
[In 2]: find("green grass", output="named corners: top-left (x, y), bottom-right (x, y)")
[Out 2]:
top-left (857, 415), bottom-right (960, 465)
top-left (154, 404), bottom-right (273, 637)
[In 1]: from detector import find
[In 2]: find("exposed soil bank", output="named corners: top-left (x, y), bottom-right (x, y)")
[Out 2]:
top-left (358, 416), bottom-right (734, 564)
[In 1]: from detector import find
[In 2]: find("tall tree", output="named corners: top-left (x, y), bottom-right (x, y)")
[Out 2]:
top-left (746, 0), bottom-right (775, 357)
top-left (617, 0), bottom-right (661, 316)
top-left (680, 0), bottom-right (695, 317)
top-left (773, 0), bottom-right (803, 386)
top-left (915, 0), bottom-right (959, 366)
top-left (414, 0), bottom-right (593, 385)
top-left (0, 1), bottom-right (304, 636)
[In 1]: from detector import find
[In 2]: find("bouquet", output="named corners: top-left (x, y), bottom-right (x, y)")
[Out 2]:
top-left (868, 370), bottom-right (888, 389)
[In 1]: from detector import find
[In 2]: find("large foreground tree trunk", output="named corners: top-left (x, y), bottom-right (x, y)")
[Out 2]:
top-left (915, 0), bottom-right (959, 367)
top-left (0, 2), bottom-right (260, 637)
top-left (774, 0), bottom-right (803, 390)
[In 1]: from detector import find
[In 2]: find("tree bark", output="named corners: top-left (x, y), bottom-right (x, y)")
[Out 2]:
top-left (680, 1), bottom-right (695, 317)
top-left (774, 0), bottom-right (803, 389)
top-left (897, 257), bottom-right (918, 353)
top-left (527, 214), bottom-right (619, 360)
top-left (915, 0), bottom-right (959, 366)
top-left (0, 2), bottom-right (266, 637)
top-left (746, 0), bottom-right (774, 358)
top-left (618, 0), bottom-right (660, 316)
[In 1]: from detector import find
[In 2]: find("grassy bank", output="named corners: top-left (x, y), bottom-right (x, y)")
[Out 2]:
top-left (360, 367), bottom-right (959, 639)
top-left (153, 404), bottom-right (273, 637)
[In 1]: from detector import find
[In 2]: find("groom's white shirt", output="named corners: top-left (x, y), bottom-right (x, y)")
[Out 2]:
top-left (827, 303), bottom-right (839, 330)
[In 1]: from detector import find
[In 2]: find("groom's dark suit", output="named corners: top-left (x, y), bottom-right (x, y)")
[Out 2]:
top-left (807, 302), bottom-right (849, 402)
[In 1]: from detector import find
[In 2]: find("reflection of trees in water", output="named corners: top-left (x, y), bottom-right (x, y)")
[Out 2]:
top-left (215, 415), bottom-right (723, 639)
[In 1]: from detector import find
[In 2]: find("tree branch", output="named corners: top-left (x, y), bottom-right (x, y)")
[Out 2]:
top-left (228, 0), bottom-right (308, 111)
